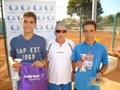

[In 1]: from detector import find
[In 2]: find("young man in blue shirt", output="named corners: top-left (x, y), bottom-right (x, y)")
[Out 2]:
top-left (9, 11), bottom-right (47, 70)
top-left (72, 20), bottom-right (108, 90)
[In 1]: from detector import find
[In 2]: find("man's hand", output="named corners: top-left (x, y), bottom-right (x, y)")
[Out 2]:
top-left (71, 72), bottom-right (76, 82)
top-left (31, 60), bottom-right (45, 68)
top-left (96, 70), bottom-right (103, 79)
top-left (12, 62), bottom-right (22, 72)
top-left (76, 61), bottom-right (83, 68)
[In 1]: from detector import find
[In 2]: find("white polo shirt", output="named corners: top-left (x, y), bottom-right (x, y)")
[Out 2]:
top-left (47, 38), bottom-right (75, 85)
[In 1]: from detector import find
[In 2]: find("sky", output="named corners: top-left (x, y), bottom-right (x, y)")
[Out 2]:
top-left (56, 0), bottom-right (120, 20)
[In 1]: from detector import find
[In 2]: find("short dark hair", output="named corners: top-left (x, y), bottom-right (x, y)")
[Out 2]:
top-left (82, 20), bottom-right (97, 31)
top-left (21, 11), bottom-right (37, 23)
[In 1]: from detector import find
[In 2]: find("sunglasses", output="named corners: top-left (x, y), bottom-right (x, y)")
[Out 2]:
top-left (55, 30), bottom-right (67, 33)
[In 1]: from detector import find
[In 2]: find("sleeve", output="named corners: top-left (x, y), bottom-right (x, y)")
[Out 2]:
top-left (102, 46), bottom-right (109, 65)
top-left (41, 38), bottom-right (47, 59)
top-left (72, 45), bottom-right (78, 61)
top-left (46, 41), bottom-right (50, 53)
top-left (46, 41), bottom-right (52, 61)
top-left (9, 38), bottom-right (16, 58)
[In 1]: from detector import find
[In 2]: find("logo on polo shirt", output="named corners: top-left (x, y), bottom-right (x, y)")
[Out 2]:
top-left (57, 52), bottom-right (64, 53)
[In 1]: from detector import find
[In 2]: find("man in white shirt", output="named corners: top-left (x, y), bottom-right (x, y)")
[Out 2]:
top-left (47, 23), bottom-right (75, 90)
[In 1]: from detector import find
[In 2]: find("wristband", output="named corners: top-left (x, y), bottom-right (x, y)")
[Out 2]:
top-left (72, 71), bottom-right (76, 74)
top-left (97, 70), bottom-right (103, 75)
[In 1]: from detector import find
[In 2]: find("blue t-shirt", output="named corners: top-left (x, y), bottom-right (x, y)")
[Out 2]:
top-left (72, 42), bottom-right (108, 90)
top-left (9, 34), bottom-right (47, 63)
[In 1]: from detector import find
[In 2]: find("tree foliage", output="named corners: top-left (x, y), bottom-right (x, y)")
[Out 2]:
top-left (116, 12), bottom-right (120, 25)
top-left (62, 17), bottom-right (78, 28)
top-left (97, 15), bottom-right (103, 23)
top-left (67, 0), bottom-right (103, 20)
top-left (108, 15), bottom-right (114, 23)
top-left (116, 12), bottom-right (120, 18)
top-left (62, 17), bottom-right (77, 24)
top-left (60, 13), bottom-right (120, 28)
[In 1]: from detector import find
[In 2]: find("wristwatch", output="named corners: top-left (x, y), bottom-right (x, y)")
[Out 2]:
top-left (72, 71), bottom-right (76, 74)
top-left (97, 70), bottom-right (103, 75)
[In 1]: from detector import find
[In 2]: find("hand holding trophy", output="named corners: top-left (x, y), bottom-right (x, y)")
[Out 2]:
top-left (80, 54), bottom-right (86, 72)
top-left (13, 58), bottom-right (22, 81)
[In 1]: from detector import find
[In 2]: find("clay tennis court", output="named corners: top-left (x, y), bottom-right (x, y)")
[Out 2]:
top-left (0, 31), bottom-right (120, 90)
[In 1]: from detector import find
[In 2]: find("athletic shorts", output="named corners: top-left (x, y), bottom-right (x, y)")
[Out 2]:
top-left (48, 82), bottom-right (71, 90)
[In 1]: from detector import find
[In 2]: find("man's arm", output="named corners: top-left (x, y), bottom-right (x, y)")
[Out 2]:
top-left (9, 56), bottom-right (15, 66)
top-left (42, 56), bottom-right (48, 70)
top-left (97, 64), bottom-right (108, 79)
top-left (72, 61), bottom-right (76, 73)
top-left (71, 61), bottom-right (76, 82)
top-left (31, 56), bottom-right (47, 68)
top-left (100, 64), bottom-right (108, 75)
top-left (9, 56), bottom-right (22, 72)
